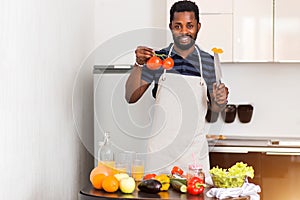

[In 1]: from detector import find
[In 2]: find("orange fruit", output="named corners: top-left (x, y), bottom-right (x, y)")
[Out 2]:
top-left (91, 173), bottom-right (106, 189)
top-left (90, 164), bottom-right (116, 182)
top-left (102, 175), bottom-right (119, 193)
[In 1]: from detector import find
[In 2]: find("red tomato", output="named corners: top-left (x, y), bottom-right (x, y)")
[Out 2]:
top-left (162, 57), bottom-right (174, 70)
top-left (143, 173), bottom-right (157, 180)
top-left (171, 166), bottom-right (184, 176)
top-left (146, 56), bottom-right (162, 70)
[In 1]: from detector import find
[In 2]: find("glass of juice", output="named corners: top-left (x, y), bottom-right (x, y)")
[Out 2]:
top-left (115, 163), bottom-right (128, 174)
top-left (131, 159), bottom-right (144, 181)
top-left (116, 151), bottom-right (136, 175)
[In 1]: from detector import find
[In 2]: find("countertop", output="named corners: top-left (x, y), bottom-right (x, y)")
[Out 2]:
top-left (207, 135), bottom-right (300, 154)
top-left (79, 183), bottom-right (250, 200)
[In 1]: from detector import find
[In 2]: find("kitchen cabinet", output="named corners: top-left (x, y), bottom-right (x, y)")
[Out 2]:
top-left (274, 0), bottom-right (300, 62)
top-left (260, 153), bottom-right (300, 200)
top-left (197, 0), bottom-right (233, 62)
top-left (233, 0), bottom-right (273, 62)
top-left (198, 14), bottom-right (233, 62)
top-left (233, 0), bottom-right (300, 62)
top-left (167, 0), bottom-right (300, 62)
top-left (209, 152), bottom-right (263, 196)
top-left (166, 0), bottom-right (233, 62)
top-left (196, 0), bottom-right (233, 14)
top-left (210, 150), bottom-right (300, 200)
top-left (166, 0), bottom-right (232, 15)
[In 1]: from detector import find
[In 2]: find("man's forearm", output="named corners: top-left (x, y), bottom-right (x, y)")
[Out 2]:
top-left (125, 65), bottom-right (149, 103)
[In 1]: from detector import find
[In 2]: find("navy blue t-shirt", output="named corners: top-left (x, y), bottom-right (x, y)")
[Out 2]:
top-left (141, 44), bottom-right (216, 98)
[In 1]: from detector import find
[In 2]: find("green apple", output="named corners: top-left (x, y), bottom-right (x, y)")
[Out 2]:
top-left (120, 177), bottom-right (136, 194)
top-left (114, 173), bottom-right (129, 181)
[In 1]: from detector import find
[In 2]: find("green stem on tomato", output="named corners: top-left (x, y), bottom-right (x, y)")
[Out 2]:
top-left (154, 53), bottom-right (167, 59)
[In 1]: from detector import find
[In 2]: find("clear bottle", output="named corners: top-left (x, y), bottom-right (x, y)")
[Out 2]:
top-left (187, 164), bottom-right (205, 183)
top-left (97, 132), bottom-right (115, 168)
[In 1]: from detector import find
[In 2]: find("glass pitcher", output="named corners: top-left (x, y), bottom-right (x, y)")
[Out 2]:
top-left (97, 132), bottom-right (115, 168)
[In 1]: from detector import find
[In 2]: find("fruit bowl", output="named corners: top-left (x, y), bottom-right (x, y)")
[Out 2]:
top-left (211, 173), bottom-right (246, 188)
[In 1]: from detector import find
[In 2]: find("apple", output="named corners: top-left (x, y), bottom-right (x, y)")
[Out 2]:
top-left (119, 177), bottom-right (136, 194)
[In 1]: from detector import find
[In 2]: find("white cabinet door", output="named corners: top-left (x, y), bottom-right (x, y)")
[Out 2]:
top-left (167, 0), bottom-right (233, 14)
top-left (197, 0), bottom-right (233, 14)
top-left (274, 0), bottom-right (300, 62)
top-left (233, 0), bottom-right (273, 62)
top-left (197, 14), bottom-right (233, 62)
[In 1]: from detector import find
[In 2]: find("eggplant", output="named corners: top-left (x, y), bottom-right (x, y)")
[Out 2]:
top-left (137, 179), bottom-right (162, 194)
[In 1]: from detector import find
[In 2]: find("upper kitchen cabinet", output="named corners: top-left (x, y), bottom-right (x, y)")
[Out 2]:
top-left (274, 0), bottom-right (300, 62)
top-left (233, 0), bottom-right (273, 62)
top-left (166, 0), bottom-right (233, 62)
top-left (197, 14), bottom-right (233, 62)
top-left (198, 0), bottom-right (233, 62)
top-left (234, 0), bottom-right (300, 62)
top-left (166, 0), bottom-right (232, 15)
top-left (167, 0), bottom-right (300, 62)
top-left (196, 0), bottom-right (232, 14)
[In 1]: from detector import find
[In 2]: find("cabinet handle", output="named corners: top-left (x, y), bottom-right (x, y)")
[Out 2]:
top-left (209, 147), bottom-right (249, 153)
top-left (266, 152), bottom-right (300, 156)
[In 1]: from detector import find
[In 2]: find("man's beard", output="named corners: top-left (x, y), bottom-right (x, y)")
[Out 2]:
top-left (173, 34), bottom-right (197, 50)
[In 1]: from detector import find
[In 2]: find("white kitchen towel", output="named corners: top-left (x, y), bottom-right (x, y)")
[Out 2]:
top-left (206, 183), bottom-right (261, 200)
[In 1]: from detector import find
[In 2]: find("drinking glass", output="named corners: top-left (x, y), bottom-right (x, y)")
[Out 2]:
top-left (116, 151), bottom-right (136, 175)
top-left (131, 159), bottom-right (144, 181)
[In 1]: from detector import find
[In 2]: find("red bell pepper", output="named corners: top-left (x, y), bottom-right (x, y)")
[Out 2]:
top-left (171, 166), bottom-right (184, 176)
top-left (143, 173), bottom-right (157, 180)
top-left (187, 176), bottom-right (205, 195)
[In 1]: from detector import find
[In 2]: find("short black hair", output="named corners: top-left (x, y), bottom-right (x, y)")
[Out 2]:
top-left (170, 0), bottom-right (200, 23)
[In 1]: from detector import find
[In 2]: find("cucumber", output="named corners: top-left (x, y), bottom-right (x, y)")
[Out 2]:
top-left (170, 180), bottom-right (187, 193)
top-left (170, 178), bottom-right (187, 185)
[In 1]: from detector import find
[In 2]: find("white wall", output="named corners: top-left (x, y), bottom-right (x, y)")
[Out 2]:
top-left (206, 63), bottom-right (300, 138)
top-left (0, 0), bottom-right (168, 199)
top-left (94, 0), bottom-right (167, 46)
top-left (0, 0), bottom-right (94, 199)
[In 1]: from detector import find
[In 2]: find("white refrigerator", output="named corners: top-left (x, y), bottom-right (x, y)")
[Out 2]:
top-left (93, 65), bottom-right (155, 166)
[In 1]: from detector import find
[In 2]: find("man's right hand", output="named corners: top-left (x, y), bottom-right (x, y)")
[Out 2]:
top-left (135, 46), bottom-right (155, 65)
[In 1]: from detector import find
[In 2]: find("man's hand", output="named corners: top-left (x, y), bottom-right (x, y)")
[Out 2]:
top-left (211, 83), bottom-right (229, 111)
top-left (135, 46), bottom-right (155, 65)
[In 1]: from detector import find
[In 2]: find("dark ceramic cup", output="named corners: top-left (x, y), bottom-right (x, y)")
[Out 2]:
top-left (237, 104), bottom-right (254, 123)
top-left (222, 104), bottom-right (237, 123)
top-left (206, 107), bottom-right (219, 123)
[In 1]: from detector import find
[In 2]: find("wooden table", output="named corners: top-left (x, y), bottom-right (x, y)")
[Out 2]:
top-left (79, 183), bottom-right (250, 200)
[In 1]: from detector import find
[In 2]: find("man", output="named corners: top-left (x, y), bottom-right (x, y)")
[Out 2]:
top-left (125, 0), bottom-right (228, 176)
